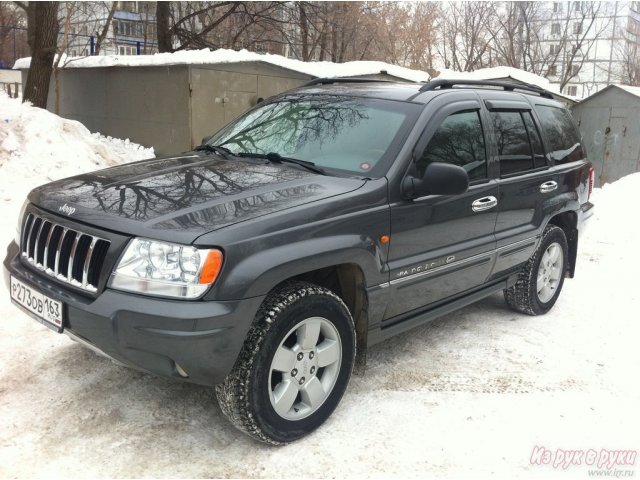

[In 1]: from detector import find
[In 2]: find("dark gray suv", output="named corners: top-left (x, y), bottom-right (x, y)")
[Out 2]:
top-left (5, 78), bottom-right (594, 444)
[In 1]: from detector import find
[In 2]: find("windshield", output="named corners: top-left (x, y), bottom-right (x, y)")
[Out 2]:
top-left (205, 96), bottom-right (416, 177)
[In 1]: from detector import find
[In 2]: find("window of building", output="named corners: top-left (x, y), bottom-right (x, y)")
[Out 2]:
top-left (417, 110), bottom-right (487, 181)
top-left (571, 64), bottom-right (580, 76)
top-left (81, 25), bottom-right (88, 36)
top-left (574, 1), bottom-right (581, 11)
top-left (534, 105), bottom-right (583, 163)
top-left (551, 23), bottom-right (561, 35)
top-left (565, 85), bottom-right (578, 96)
top-left (549, 44), bottom-right (559, 55)
top-left (118, 45), bottom-right (137, 56)
top-left (553, 2), bottom-right (561, 12)
top-left (490, 110), bottom-right (539, 176)
top-left (574, 22), bottom-right (583, 35)
top-left (548, 64), bottom-right (557, 76)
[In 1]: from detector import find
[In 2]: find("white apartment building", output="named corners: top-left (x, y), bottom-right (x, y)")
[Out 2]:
top-left (63, 1), bottom-right (157, 58)
top-left (533, 1), bottom-right (640, 98)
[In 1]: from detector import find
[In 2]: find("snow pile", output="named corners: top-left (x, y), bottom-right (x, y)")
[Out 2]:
top-left (13, 48), bottom-right (431, 83)
top-left (584, 172), bottom-right (640, 248)
top-left (0, 92), bottom-right (154, 221)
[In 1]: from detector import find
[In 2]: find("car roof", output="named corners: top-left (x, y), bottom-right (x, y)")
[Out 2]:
top-left (292, 82), bottom-right (428, 103)
top-left (286, 80), bottom-right (563, 106)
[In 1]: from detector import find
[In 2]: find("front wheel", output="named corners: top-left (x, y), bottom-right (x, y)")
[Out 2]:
top-left (215, 281), bottom-right (356, 444)
top-left (504, 225), bottom-right (568, 315)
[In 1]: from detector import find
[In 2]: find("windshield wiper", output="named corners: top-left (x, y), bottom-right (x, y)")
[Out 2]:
top-left (194, 144), bottom-right (233, 158)
top-left (235, 152), bottom-right (329, 176)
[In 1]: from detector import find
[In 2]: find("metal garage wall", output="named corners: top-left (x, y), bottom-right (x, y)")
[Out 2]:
top-left (188, 63), bottom-right (311, 151)
top-left (572, 87), bottom-right (640, 186)
top-left (36, 65), bottom-right (192, 156)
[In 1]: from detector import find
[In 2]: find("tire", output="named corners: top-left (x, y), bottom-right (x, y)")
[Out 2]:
top-left (504, 225), bottom-right (568, 316)
top-left (215, 281), bottom-right (356, 445)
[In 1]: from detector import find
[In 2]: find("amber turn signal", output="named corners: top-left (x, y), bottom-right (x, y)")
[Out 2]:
top-left (379, 235), bottom-right (390, 245)
top-left (199, 249), bottom-right (224, 284)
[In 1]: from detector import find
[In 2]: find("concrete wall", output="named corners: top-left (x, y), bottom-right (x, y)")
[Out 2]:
top-left (1, 69), bottom-right (21, 98)
top-left (572, 88), bottom-right (640, 186)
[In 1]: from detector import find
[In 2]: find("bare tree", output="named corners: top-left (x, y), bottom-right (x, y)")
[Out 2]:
top-left (18, 1), bottom-right (59, 108)
top-left (94, 1), bottom-right (118, 54)
top-left (1, 3), bottom-right (29, 68)
top-left (557, 2), bottom-right (613, 90)
top-left (438, 2), bottom-right (494, 71)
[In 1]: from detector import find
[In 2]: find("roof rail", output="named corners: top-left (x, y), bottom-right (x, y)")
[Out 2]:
top-left (302, 77), bottom-right (394, 87)
top-left (419, 79), bottom-right (554, 99)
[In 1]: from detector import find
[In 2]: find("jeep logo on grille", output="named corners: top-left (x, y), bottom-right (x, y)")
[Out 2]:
top-left (58, 203), bottom-right (76, 216)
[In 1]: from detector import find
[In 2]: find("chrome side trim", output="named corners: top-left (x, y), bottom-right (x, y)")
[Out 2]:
top-left (390, 250), bottom-right (494, 286)
top-left (389, 236), bottom-right (538, 286)
top-left (496, 236), bottom-right (538, 253)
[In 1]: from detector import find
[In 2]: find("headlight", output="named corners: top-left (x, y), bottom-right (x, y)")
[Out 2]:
top-left (109, 238), bottom-right (223, 299)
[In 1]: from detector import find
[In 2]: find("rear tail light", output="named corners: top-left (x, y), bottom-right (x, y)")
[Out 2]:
top-left (588, 167), bottom-right (595, 200)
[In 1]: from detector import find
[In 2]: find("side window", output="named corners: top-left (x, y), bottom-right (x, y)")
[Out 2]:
top-left (417, 110), bottom-right (487, 181)
top-left (490, 110), bottom-right (536, 176)
top-left (522, 112), bottom-right (548, 168)
top-left (534, 105), bottom-right (584, 164)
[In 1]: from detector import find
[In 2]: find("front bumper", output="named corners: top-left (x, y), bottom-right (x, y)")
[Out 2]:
top-left (4, 241), bottom-right (264, 386)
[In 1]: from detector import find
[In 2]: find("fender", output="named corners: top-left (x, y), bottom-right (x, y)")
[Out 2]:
top-left (205, 234), bottom-right (387, 300)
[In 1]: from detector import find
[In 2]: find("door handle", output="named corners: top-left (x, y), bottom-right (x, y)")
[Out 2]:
top-left (540, 181), bottom-right (558, 193)
top-left (472, 196), bottom-right (497, 212)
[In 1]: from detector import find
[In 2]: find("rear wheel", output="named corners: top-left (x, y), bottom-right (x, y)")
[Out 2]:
top-left (504, 225), bottom-right (568, 315)
top-left (215, 281), bottom-right (355, 444)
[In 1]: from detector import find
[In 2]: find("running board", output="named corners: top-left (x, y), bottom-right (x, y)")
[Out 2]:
top-left (371, 276), bottom-right (515, 345)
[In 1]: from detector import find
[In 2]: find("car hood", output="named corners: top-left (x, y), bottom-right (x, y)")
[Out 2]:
top-left (29, 152), bottom-right (367, 244)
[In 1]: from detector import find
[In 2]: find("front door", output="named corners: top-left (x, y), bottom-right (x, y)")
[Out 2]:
top-left (384, 98), bottom-right (498, 323)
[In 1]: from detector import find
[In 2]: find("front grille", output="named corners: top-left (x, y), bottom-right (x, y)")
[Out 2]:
top-left (20, 213), bottom-right (111, 293)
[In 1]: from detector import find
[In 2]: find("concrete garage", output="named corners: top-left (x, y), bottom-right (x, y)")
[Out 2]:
top-left (572, 85), bottom-right (640, 187)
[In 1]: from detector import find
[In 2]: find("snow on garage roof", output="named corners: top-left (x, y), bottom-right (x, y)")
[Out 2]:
top-left (13, 48), bottom-right (431, 83)
top-left (615, 84), bottom-right (640, 98)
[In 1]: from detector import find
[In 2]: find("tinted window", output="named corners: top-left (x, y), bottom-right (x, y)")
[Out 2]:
top-left (534, 105), bottom-right (584, 164)
top-left (491, 111), bottom-right (534, 175)
top-left (417, 110), bottom-right (487, 181)
top-left (522, 112), bottom-right (548, 168)
top-left (207, 97), bottom-right (414, 177)
top-left (492, 111), bottom-right (530, 157)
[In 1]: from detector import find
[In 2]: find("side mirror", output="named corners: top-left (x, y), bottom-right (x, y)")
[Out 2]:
top-left (402, 162), bottom-right (469, 199)
top-left (201, 135), bottom-right (213, 145)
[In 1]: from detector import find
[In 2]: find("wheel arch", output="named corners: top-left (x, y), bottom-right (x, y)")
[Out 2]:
top-left (275, 263), bottom-right (370, 373)
top-left (547, 210), bottom-right (578, 277)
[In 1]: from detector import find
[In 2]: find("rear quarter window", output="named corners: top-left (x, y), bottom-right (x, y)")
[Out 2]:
top-left (534, 105), bottom-right (584, 164)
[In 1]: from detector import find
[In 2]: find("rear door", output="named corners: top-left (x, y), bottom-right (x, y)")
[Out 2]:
top-left (384, 93), bottom-right (499, 322)
top-left (481, 93), bottom-right (554, 276)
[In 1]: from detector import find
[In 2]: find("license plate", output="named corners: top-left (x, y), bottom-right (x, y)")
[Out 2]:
top-left (10, 276), bottom-right (64, 332)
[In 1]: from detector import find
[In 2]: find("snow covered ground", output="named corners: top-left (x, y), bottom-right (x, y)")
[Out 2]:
top-left (0, 95), bottom-right (638, 478)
